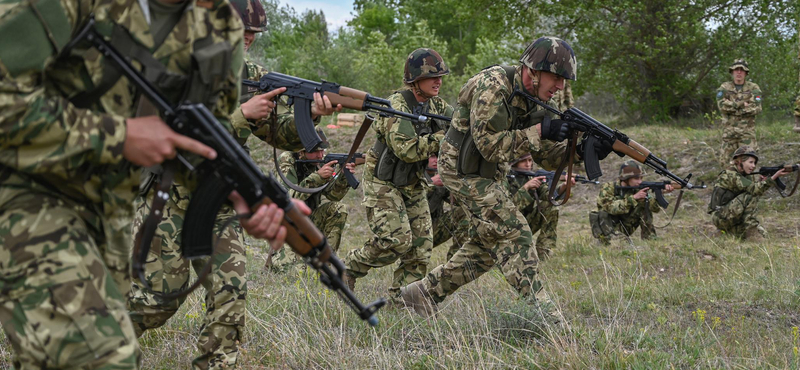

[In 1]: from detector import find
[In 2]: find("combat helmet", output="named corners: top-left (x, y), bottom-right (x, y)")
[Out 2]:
top-left (511, 153), bottom-right (532, 166)
top-left (731, 145), bottom-right (758, 164)
top-left (404, 48), bottom-right (450, 84)
top-left (231, 0), bottom-right (267, 32)
top-left (618, 160), bottom-right (644, 181)
top-left (728, 59), bottom-right (749, 73)
top-left (520, 37), bottom-right (577, 81)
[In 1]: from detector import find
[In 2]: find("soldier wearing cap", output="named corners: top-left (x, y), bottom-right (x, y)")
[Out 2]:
top-left (268, 129), bottom-right (355, 271)
top-left (342, 48), bottom-right (454, 301)
top-left (708, 146), bottom-right (789, 240)
top-left (589, 161), bottom-right (673, 245)
top-left (716, 59), bottom-right (762, 163)
top-left (398, 37), bottom-right (614, 318)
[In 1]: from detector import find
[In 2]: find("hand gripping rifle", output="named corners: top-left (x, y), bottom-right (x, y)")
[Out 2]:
top-left (510, 89), bottom-right (696, 205)
top-left (614, 180), bottom-right (707, 227)
top-left (508, 168), bottom-right (600, 185)
top-left (64, 18), bottom-right (385, 325)
top-left (754, 164), bottom-right (800, 197)
top-left (295, 153), bottom-right (366, 189)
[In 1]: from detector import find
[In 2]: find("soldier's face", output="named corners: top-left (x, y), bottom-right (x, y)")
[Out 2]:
top-left (244, 31), bottom-right (256, 52)
top-left (514, 157), bottom-right (533, 171)
top-left (417, 77), bottom-right (442, 97)
top-left (303, 150), bottom-right (325, 161)
top-left (623, 177), bottom-right (643, 187)
top-left (529, 70), bottom-right (564, 101)
top-left (732, 69), bottom-right (746, 84)
top-left (739, 156), bottom-right (757, 174)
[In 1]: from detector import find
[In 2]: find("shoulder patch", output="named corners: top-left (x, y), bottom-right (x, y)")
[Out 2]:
top-left (716, 91), bottom-right (724, 99)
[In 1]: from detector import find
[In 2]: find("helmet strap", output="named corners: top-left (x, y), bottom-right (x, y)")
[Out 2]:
top-left (412, 82), bottom-right (433, 101)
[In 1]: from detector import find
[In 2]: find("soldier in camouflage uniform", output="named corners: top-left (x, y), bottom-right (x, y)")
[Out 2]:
top-left (708, 146), bottom-right (789, 240)
top-left (0, 0), bottom-right (247, 368)
top-left (127, 1), bottom-right (340, 368)
top-left (425, 156), bottom-right (469, 262)
top-left (268, 129), bottom-right (354, 271)
top-left (342, 48), bottom-right (454, 300)
top-left (716, 59), bottom-right (762, 163)
top-left (506, 154), bottom-right (567, 260)
top-left (589, 161), bottom-right (672, 245)
top-left (400, 37), bottom-right (612, 317)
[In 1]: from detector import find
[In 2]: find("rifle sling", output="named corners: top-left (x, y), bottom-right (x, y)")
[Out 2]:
top-left (780, 171), bottom-right (800, 197)
top-left (655, 189), bottom-right (684, 229)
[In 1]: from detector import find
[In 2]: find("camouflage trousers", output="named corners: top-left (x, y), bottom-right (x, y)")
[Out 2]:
top-left (524, 202), bottom-right (560, 260)
top-left (711, 192), bottom-right (761, 238)
top-left (430, 205), bottom-right (469, 262)
top-left (589, 202), bottom-right (656, 245)
top-left (344, 183), bottom-right (433, 298)
top-left (0, 185), bottom-right (140, 369)
top-left (422, 175), bottom-right (542, 304)
top-left (128, 195), bottom-right (246, 370)
top-left (268, 201), bottom-right (348, 271)
top-left (721, 119), bottom-right (757, 164)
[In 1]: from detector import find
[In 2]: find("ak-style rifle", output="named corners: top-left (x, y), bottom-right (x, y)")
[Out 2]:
top-left (296, 153), bottom-right (366, 189)
top-left (63, 18), bottom-right (385, 325)
top-left (754, 164), bottom-right (800, 197)
top-left (508, 168), bottom-right (600, 185)
top-left (615, 181), bottom-right (707, 209)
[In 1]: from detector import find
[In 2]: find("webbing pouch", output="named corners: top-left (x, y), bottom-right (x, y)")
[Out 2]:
top-left (373, 140), bottom-right (396, 182)
top-left (183, 41), bottom-right (232, 108)
top-left (454, 128), bottom-right (497, 179)
top-left (0, 0), bottom-right (71, 77)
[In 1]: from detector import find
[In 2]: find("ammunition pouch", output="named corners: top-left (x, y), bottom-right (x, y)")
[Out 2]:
top-left (708, 186), bottom-right (738, 214)
top-left (445, 127), bottom-right (498, 179)
top-left (372, 140), bottom-right (422, 187)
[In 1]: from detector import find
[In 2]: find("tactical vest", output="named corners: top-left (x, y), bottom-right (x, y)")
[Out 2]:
top-left (293, 153), bottom-right (324, 211)
top-left (708, 170), bottom-right (748, 214)
top-left (427, 185), bottom-right (450, 220)
top-left (373, 89), bottom-right (446, 187)
top-left (445, 65), bottom-right (548, 179)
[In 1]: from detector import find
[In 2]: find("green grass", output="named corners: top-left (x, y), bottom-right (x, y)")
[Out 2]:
top-left (3, 114), bottom-right (800, 369)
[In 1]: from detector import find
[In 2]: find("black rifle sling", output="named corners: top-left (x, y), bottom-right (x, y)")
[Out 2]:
top-left (780, 171), bottom-right (800, 197)
top-left (654, 189), bottom-right (684, 229)
top-left (132, 160), bottom-right (213, 300)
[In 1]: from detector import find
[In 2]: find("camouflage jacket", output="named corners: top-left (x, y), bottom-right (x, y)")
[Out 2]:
top-left (716, 81), bottom-right (762, 118)
top-left (0, 0), bottom-right (243, 223)
top-left (446, 65), bottom-right (569, 181)
top-left (506, 170), bottom-right (549, 215)
top-left (596, 182), bottom-right (662, 216)
top-left (552, 80), bottom-right (574, 111)
top-left (278, 151), bottom-right (348, 211)
top-left (712, 168), bottom-right (775, 200)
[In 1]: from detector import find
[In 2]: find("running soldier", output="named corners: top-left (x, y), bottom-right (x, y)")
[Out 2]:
top-left (716, 59), bottom-right (762, 162)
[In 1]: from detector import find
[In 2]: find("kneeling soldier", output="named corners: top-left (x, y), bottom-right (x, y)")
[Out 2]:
top-left (590, 161), bottom-right (673, 245)
top-left (708, 146), bottom-right (789, 240)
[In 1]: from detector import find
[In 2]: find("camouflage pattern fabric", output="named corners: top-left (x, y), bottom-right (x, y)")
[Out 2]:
top-left (0, 1), bottom-right (243, 368)
top-left (344, 91), bottom-right (453, 298)
top-left (418, 65), bottom-right (570, 304)
top-left (507, 175), bottom-right (560, 260)
top-left (128, 193), bottom-right (246, 370)
top-left (269, 151), bottom-right (350, 270)
top-left (709, 169), bottom-right (775, 238)
top-left (427, 184), bottom-right (469, 262)
top-left (591, 182), bottom-right (662, 245)
top-left (229, 0), bottom-right (267, 31)
top-left (404, 48), bottom-right (450, 84)
top-left (716, 81), bottom-right (762, 161)
top-left (520, 37), bottom-right (577, 81)
top-left (552, 80), bottom-right (575, 111)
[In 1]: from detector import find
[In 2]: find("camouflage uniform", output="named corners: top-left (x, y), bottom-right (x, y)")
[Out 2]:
top-left (590, 182), bottom-right (662, 245)
top-left (552, 80), bottom-right (575, 111)
top-left (410, 37), bottom-right (577, 307)
top-left (0, 1), bottom-right (242, 368)
top-left (506, 173), bottom-right (560, 260)
top-left (426, 178), bottom-right (469, 262)
top-left (716, 60), bottom-right (762, 161)
top-left (708, 169), bottom-right (774, 239)
top-left (269, 151), bottom-right (350, 270)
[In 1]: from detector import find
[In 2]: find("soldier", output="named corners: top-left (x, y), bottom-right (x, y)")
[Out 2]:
top-left (708, 146), bottom-right (789, 240)
top-left (552, 80), bottom-right (575, 111)
top-left (400, 37), bottom-right (613, 318)
top-left (589, 161), bottom-right (673, 245)
top-left (0, 0), bottom-right (289, 368)
top-left (342, 48), bottom-right (454, 301)
top-left (267, 129), bottom-right (355, 271)
top-left (126, 1), bottom-right (339, 368)
top-left (716, 59), bottom-right (762, 163)
top-left (425, 156), bottom-right (469, 262)
top-left (506, 154), bottom-right (571, 260)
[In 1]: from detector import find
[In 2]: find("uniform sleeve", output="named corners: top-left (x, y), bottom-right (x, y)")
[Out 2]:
top-left (323, 171), bottom-right (350, 202)
top-left (741, 84), bottom-right (762, 116)
top-left (597, 183), bottom-right (637, 215)
top-left (746, 175), bottom-right (774, 197)
top-left (469, 77), bottom-right (542, 163)
top-left (716, 85), bottom-right (738, 114)
top-left (385, 93), bottom-right (443, 163)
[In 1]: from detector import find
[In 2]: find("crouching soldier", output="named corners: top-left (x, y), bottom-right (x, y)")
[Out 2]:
top-left (708, 146), bottom-right (789, 240)
top-left (590, 161), bottom-right (673, 245)
top-left (268, 129), bottom-right (355, 270)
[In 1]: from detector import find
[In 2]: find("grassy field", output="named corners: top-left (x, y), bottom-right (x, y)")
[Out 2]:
top-left (3, 113), bottom-right (800, 369)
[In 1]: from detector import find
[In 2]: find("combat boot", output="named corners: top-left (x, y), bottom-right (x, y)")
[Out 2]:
top-left (342, 272), bottom-right (356, 292)
top-left (794, 116), bottom-right (800, 133)
top-left (744, 227), bottom-right (765, 242)
top-left (400, 280), bottom-right (438, 318)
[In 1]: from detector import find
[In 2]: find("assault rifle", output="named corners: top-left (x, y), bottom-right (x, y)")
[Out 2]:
top-left (242, 74), bottom-right (451, 152)
top-left (615, 181), bottom-right (707, 209)
top-left (296, 153), bottom-right (366, 189)
top-left (511, 89), bottom-right (696, 205)
top-left (508, 169), bottom-right (600, 185)
top-left (64, 18), bottom-right (385, 325)
top-left (754, 164), bottom-right (800, 197)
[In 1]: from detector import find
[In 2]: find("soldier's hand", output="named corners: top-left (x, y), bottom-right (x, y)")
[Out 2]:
top-left (344, 162), bottom-right (358, 173)
top-left (772, 168), bottom-right (790, 180)
top-left (523, 176), bottom-right (547, 191)
top-left (241, 87), bottom-right (287, 120)
top-left (311, 92), bottom-right (343, 119)
top-left (633, 188), bottom-right (649, 200)
top-left (124, 116), bottom-right (217, 167)
top-left (431, 174), bottom-right (444, 187)
top-left (230, 192), bottom-right (311, 249)
top-left (664, 184), bottom-right (674, 193)
top-left (317, 160), bottom-right (336, 179)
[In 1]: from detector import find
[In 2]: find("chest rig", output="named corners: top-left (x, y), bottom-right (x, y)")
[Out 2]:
top-left (445, 65), bottom-right (548, 179)
top-left (708, 170), bottom-right (750, 214)
top-left (372, 90), bottom-right (445, 187)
